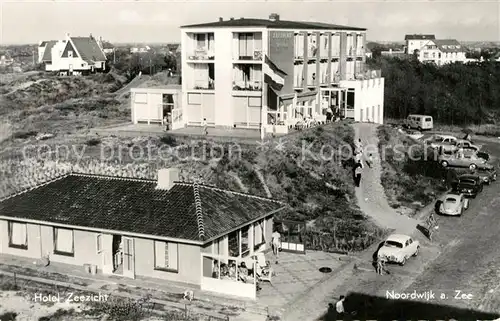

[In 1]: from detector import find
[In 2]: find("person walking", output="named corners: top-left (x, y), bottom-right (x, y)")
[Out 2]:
top-left (366, 153), bottom-right (373, 168)
top-left (354, 161), bottom-right (363, 187)
top-left (336, 295), bottom-right (346, 316)
top-left (271, 229), bottom-right (281, 264)
top-left (355, 138), bottom-right (363, 155)
top-left (426, 212), bottom-right (438, 241)
top-left (201, 118), bottom-right (208, 136)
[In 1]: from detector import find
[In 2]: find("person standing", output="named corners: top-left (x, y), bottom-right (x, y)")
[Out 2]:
top-left (354, 161), bottom-right (363, 187)
top-left (201, 118), bottom-right (208, 136)
top-left (271, 229), bottom-right (281, 264)
top-left (336, 295), bottom-right (346, 317)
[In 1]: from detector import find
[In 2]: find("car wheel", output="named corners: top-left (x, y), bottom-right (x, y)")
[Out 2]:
top-left (413, 246), bottom-right (420, 257)
top-left (469, 164), bottom-right (477, 170)
top-left (441, 161), bottom-right (448, 167)
top-left (400, 257), bottom-right (407, 266)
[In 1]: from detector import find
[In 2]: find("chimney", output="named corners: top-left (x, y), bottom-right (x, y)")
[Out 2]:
top-left (229, 17), bottom-right (234, 20)
top-left (66, 33), bottom-right (70, 39)
top-left (269, 13), bottom-right (280, 21)
top-left (157, 168), bottom-right (180, 190)
top-left (219, 17), bottom-right (223, 22)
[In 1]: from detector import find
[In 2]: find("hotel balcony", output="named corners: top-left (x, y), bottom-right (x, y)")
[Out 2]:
top-left (189, 79), bottom-right (215, 91)
top-left (233, 32), bottom-right (263, 62)
top-left (354, 69), bottom-right (382, 80)
top-left (232, 80), bottom-right (262, 94)
top-left (187, 48), bottom-right (215, 61)
top-left (186, 32), bottom-right (215, 61)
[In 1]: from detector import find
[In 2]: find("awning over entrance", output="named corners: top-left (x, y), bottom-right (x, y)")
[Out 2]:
top-left (296, 91), bottom-right (317, 103)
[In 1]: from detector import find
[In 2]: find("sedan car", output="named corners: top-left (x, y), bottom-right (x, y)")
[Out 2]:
top-left (476, 168), bottom-right (497, 185)
top-left (438, 192), bottom-right (469, 216)
top-left (454, 174), bottom-right (484, 198)
top-left (439, 151), bottom-right (494, 171)
top-left (377, 234), bottom-right (420, 265)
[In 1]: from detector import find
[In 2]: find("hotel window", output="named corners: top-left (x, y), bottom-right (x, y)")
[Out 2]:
top-left (228, 231), bottom-right (239, 257)
top-left (233, 65), bottom-right (262, 90)
top-left (53, 228), bottom-right (74, 256)
top-left (8, 221), bottom-right (27, 249)
top-left (238, 33), bottom-right (254, 59)
top-left (68, 50), bottom-right (73, 58)
top-left (423, 52), bottom-right (429, 58)
top-left (96, 234), bottom-right (102, 254)
top-left (196, 34), bottom-right (206, 50)
top-left (154, 241), bottom-right (179, 272)
top-left (241, 227), bottom-right (250, 256)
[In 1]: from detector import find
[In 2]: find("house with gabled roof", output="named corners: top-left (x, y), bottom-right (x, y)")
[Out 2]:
top-left (39, 33), bottom-right (107, 75)
top-left (0, 168), bottom-right (285, 299)
top-left (416, 39), bottom-right (467, 65)
top-left (404, 34), bottom-right (436, 54)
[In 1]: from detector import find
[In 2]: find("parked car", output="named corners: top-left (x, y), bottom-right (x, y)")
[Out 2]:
top-left (423, 134), bottom-right (457, 150)
top-left (438, 192), bottom-right (469, 216)
top-left (475, 168), bottom-right (497, 185)
top-left (455, 139), bottom-right (482, 151)
top-left (454, 174), bottom-right (484, 198)
top-left (439, 151), bottom-right (494, 170)
top-left (405, 129), bottom-right (424, 140)
top-left (405, 114), bottom-right (433, 131)
top-left (377, 234), bottom-right (420, 265)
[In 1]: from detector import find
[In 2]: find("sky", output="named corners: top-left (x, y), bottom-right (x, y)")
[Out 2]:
top-left (0, 0), bottom-right (499, 44)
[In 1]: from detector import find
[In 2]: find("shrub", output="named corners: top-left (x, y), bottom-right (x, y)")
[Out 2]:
top-left (377, 125), bottom-right (448, 213)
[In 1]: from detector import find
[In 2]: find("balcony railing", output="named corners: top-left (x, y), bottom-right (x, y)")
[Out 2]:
top-left (354, 69), bottom-right (382, 80)
top-left (191, 79), bottom-right (215, 90)
top-left (232, 80), bottom-right (262, 91)
top-left (187, 49), bottom-right (215, 61)
top-left (236, 50), bottom-right (263, 61)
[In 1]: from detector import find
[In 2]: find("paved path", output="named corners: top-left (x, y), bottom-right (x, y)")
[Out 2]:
top-left (353, 123), bottom-right (419, 235)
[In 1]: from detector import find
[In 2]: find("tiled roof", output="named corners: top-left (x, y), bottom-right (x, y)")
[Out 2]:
top-left (0, 173), bottom-right (284, 243)
top-left (405, 34), bottom-right (436, 40)
top-left (39, 41), bottom-right (48, 47)
top-left (181, 18), bottom-right (366, 31)
top-left (70, 37), bottom-right (107, 63)
top-left (42, 41), bottom-right (57, 62)
top-left (433, 39), bottom-right (465, 53)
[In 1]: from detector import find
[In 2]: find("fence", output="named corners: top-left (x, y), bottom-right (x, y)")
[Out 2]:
top-left (0, 271), bottom-right (230, 321)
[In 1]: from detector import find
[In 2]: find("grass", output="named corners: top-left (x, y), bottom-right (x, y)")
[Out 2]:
top-left (0, 274), bottom-right (222, 321)
top-left (377, 125), bottom-right (449, 215)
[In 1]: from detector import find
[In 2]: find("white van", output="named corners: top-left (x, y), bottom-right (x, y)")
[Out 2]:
top-left (405, 115), bottom-right (433, 131)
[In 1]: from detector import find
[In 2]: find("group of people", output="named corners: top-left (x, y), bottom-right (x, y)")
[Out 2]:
top-left (353, 139), bottom-right (373, 187)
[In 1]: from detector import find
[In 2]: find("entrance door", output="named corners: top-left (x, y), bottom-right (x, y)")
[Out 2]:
top-left (122, 237), bottom-right (135, 279)
top-left (101, 234), bottom-right (114, 274)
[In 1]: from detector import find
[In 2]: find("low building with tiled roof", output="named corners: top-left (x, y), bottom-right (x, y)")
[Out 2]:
top-left (0, 168), bottom-right (285, 299)
top-left (38, 33), bottom-right (107, 75)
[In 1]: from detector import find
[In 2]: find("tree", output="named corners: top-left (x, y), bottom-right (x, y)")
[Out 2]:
top-left (367, 57), bottom-right (500, 125)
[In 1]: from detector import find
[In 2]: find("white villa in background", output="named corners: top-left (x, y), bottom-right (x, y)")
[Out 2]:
top-left (405, 34), bottom-right (467, 65)
top-left (38, 33), bottom-right (107, 75)
top-left (129, 13), bottom-right (385, 135)
top-left (405, 34), bottom-right (436, 55)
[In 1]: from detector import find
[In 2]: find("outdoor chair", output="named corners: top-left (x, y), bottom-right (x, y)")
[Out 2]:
top-left (256, 266), bottom-right (273, 284)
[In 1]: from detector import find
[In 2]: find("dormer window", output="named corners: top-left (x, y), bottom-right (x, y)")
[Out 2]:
top-left (68, 50), bottom-right (73, 58)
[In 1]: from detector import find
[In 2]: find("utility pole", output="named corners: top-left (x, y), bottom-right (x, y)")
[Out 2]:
top-left (149, 57), bottom-right (152, 75)
top-left (113, 48), bottom-right (116, 64)
top-left (32, 50), bottom-right (35, 65)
